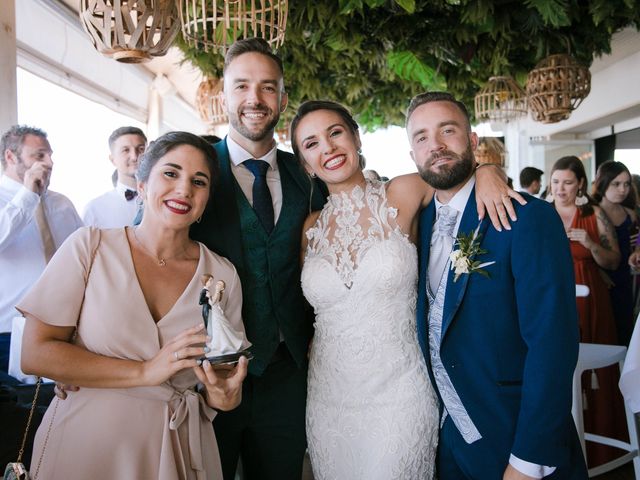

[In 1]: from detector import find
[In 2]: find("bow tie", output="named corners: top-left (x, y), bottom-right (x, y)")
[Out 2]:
top-left (124, 189), bottom-right (137, 201)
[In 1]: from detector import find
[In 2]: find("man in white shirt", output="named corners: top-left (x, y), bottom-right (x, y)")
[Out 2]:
top-left (0, 125), bottom-right (83, 373)
top-left (82, 126), bottom-right (147, 228)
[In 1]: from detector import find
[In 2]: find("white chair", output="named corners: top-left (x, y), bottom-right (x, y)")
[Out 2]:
top-left (576, 284), bottom-right (590, 298)
top-left (571, 343), bottom-right (640, 478)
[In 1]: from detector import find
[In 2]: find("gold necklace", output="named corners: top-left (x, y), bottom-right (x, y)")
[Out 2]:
top-left (132, 228), bottom-right (190, 267)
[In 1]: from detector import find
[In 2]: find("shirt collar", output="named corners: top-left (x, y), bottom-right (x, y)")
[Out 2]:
top-left (226, 136), bottom-right (278, 170)
top-left (0, 175), bottom-right (24, 194)
top-left (433, 174), bottom-right (476, 217)
top-left (115, 182), bottom-right (135, 194)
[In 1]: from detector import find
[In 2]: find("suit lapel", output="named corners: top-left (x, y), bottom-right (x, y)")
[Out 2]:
top-left (441, 187), bottom-right (490, 339)
top-left (417, 201), bottom-right (436, 358)
top-left (211, 139), bottom-right (245, 270)
top-left (277, 151), bottom-right (308, 195)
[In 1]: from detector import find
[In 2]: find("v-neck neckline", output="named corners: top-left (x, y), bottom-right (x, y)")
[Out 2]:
top-left (123, 228), bottom-right (204, 325)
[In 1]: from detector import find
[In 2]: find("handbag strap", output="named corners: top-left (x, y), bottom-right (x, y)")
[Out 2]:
top-left (16, 377), bottom-right (42, 463)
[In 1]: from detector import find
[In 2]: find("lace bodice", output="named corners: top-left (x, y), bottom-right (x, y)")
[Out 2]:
top-left (304, 180), bottom-right (403, 288)
top-left (301, 180), bottom-right (438, 480)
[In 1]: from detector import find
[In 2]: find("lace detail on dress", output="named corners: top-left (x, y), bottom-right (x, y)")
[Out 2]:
top-left (302, 179), bottom-right (439, 479)
top-left (305, 180), bottom-right (401, 288)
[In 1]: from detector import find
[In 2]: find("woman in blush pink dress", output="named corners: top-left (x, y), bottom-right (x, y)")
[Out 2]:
top-left (19, 132), bottom-right (248, 480)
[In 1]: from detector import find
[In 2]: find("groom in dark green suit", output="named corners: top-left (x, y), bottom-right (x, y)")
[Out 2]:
top-left (190, 38), bottom-right (327, 480)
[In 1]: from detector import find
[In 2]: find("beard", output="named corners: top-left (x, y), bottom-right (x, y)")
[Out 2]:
top-left (417, 144), bottom-right (475, 190)
top-left (228, 105), bottom-right (280, 142)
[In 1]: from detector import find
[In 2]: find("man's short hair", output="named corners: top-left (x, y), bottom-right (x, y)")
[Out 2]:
top-left (406, 91), bottom-right (472, 132)
top-left (0, 125), bottom-right (48, 169)
top-left (108, 126), bottom-right (147, 151)
top-left (519, 166), bottom-right (544, 188)
top-left (223, 37), bottom-right (284, 79)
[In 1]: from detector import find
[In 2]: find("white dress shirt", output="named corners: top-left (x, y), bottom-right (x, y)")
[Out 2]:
top-left (226, 136), bottom-right (283, 223)
top-left (0, 175), bottom-right (83, 333)
top-left (435, 175), bottom-right (554, 479)
top-left (82, 182), bottom-right (139, 228)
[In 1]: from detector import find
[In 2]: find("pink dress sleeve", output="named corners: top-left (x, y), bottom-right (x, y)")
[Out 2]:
top-left (16, 226), bottom-right (101, 327)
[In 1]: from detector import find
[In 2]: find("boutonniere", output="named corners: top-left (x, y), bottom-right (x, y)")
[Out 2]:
top-left (449, 223), bottom-right (495, 282)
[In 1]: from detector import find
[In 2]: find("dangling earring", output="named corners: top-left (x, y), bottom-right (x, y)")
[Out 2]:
top-left (358, 152), bottom-right (366, 170)
top-left (309, 172), bottom-right (317, 178)
top-left (196, 215), bottom-right (202, 223)
top-left (575, 189), bottom-right (589, 206)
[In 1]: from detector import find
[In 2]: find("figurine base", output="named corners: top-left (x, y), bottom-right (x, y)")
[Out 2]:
top-left (201, 349), bottom-right (253, 365)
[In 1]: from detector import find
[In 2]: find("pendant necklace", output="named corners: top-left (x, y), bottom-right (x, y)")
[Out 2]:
top-left (132, 228), bottom-right (189, 267)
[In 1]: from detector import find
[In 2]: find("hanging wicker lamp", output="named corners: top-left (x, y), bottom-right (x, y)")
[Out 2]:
top-left (179, 0), bottom-right (288, 53)
top-left (79, 0), bottom-right (180, 63)
top-left (474, 76), bottom-right (527, 123)
top-left (526, 54), bottom-right (591, 124)
top-left (196, 77), bottom-right (228, 126)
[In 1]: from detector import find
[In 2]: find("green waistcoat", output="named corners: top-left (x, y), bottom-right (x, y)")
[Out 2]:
top-left (191, 140), bottom-right (327, 375)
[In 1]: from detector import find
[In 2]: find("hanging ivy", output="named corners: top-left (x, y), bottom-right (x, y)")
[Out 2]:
top-left (176, 0), bottom-right (640, 130)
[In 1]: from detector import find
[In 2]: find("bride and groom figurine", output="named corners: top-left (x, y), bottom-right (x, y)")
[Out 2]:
top-left (199, 274), bottom-right (253, 364)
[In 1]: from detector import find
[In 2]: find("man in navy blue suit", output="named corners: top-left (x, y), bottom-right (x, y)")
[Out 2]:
top-left (407, 92), bottom-right (587, 480)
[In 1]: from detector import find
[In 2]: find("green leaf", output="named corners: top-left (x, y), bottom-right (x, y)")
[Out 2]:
top-left (339, 0), bottom-right (363, 15)
top-left (387, 51), bottom-right (446, 89)
top-left (524, 0), bottom-right (571, 27)
top-left (394, 0), bottom-right (416, 13)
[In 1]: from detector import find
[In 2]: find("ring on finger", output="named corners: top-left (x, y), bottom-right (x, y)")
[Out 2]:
top-left (174, 351), bottom-right (180, 361)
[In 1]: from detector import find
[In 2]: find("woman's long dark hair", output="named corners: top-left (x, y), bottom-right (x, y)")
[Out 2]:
top-left (592, 160), bottom-right (636, 210)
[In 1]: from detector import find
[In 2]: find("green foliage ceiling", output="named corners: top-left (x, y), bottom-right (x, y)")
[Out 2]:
top-left (177, 0), bottom-right (640, 131)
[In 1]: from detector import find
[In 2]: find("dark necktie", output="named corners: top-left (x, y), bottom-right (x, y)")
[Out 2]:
top-left (243, 159), bottom-right (274, 234)
top-left (124, 189), bottom-right (137, 201)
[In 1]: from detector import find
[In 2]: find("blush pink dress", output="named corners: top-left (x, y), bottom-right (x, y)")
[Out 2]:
top-left (17, 227), bottom-right (244, 480)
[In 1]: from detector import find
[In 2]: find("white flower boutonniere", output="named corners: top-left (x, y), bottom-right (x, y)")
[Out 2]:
top-left (449, 224), bottom-right (496, 282)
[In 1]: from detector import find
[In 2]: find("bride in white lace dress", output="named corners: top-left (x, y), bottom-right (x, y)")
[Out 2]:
top-left (290, 100), bottom-right (516, 480)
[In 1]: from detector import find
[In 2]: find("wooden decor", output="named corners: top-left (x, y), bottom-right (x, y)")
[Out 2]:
top-left (180, 0), bottom-right (288, 52)
top-left (526, 54), bottom-right (591, 123)
top-left (196, 77), bottom-right (228, 126)
top-left (474, 76), bottom-right (527, 123)
top-left (79, 0), bottom-right (180, 63)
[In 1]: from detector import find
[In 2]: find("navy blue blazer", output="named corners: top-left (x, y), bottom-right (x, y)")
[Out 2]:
top-left (417, 187), bottom-right (586, 477)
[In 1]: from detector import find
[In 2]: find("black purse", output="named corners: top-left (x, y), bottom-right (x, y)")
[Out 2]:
top-left (3, 378), bottom-right (55, 480)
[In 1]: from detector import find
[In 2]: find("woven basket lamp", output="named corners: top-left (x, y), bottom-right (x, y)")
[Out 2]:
top-left (79, 0), bottom-right (180, 63)
top-left (474, 76), bottom-right (527, 123)
top-left (180, 0), bottom-right (288, 53)
top-left (196, 77), bottom-right (228, 126)
top-left (526, 54), bottom-right (591, 123)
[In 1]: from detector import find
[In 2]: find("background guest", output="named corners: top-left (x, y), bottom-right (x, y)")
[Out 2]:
top-left (593, 160), bottom-right (638, 346)
top-left (0, 125), bottom-right (82, 376)
top-left (19, 131), bottom-right (247, 479)
top-left (549, 155), bottom-right (627, 468)
top-left (519, 166), bottom-right (543, 196)
top-left (82, 126), bottom-right (147, 228)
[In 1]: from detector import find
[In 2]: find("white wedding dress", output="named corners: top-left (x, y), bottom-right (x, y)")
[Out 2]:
top-left (302, 180), bottom-right (439, 480)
